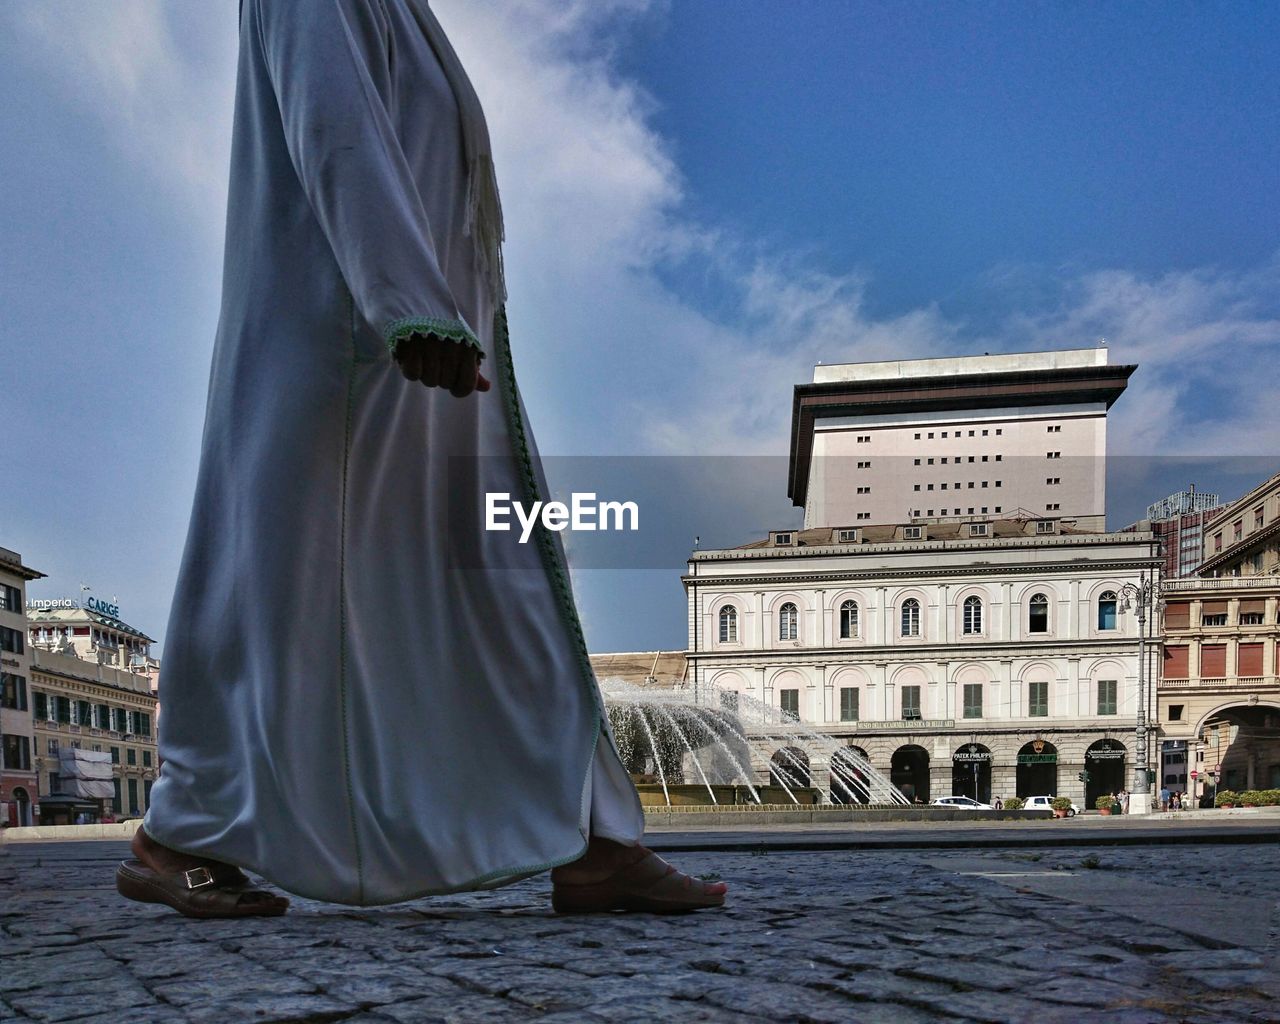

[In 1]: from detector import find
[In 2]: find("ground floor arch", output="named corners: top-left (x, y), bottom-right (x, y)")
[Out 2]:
top-left (1200, 704), bottom-right (1280, 794)
top-left (12, 787), bottom-right (31, 827)
top-left (830, 745), bottom-right (872, 804)
top-left (952, 742), bottom-right (993, 803)
top-left (1084, 738), bottom-right (1127, 806)
top-left (1016, 740), bottom-right (1058, 797)
top-left (891, 744), bottom-right (930, 803)
top-left (770, 746), bottom-right (811, 790)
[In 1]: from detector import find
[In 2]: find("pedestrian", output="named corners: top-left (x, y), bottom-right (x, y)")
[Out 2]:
top-left (1160, 786), bottom-right (1170, 812)
top-left (994, 796), bottom-right (1003, 811)
top-left (1171, 792), bottom-right (1181, 811)
top-left (1120, 789), bottom-right (1129, 815)
top-left (115, 0), bottom-right (725, 918)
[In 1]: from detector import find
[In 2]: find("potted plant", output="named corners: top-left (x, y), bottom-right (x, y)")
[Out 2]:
top-left (1003, 796), bottom-right (1024, 811)
top-left (1215, 790), bottom-right (1238, 809)
top-left (1095, 795), bottom-right (1117, 815)
top-left (1240, 790), bottom-right (1262, 807)
top-left (1050, 796), bottom-right (1073, 818)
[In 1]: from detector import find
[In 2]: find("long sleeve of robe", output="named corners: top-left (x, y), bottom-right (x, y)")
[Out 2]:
top-left (142, 0), bottom-right (644, 906)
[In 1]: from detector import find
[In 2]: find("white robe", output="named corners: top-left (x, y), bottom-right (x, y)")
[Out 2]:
top-left (142, 0), bottom-right (643, 906)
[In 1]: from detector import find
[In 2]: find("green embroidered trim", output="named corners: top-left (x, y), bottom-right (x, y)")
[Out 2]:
top-left (339, 290), bottom-right (367, 905)
top-left (383, 316), bottom-right (484, 361)
top-left (492, 307), bottom-right (603, 719)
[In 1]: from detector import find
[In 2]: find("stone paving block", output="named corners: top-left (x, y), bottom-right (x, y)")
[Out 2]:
top-left (6, 985), bottom-right (155, 1024)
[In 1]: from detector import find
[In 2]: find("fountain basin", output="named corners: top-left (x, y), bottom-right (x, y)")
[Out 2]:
top-left (633, 783), bottom-right (821, 807)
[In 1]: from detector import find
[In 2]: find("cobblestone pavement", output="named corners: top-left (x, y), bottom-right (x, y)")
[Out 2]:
top-left (3, 841), bottom-right (1278, 1023)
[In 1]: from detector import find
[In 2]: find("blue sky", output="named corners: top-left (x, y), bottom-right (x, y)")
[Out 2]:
top-left (2, 1), bottom-right (1278, 656)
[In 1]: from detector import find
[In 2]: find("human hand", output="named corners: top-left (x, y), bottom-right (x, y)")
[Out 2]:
top-left (394, 333), bottom-right (491, 397)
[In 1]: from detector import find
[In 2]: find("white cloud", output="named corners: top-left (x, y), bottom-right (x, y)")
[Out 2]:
top-left (10, 0), bottom-right (1279, 465)
top-left (9, 2), bottom-right (237, 244)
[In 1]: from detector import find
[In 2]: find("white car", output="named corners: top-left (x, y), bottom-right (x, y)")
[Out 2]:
top-left (930, 796), bottom-right (994, 810)
top-left (1021, 795), bottom-right (1080, 817)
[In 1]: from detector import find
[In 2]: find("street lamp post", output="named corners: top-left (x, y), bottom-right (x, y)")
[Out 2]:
top-left (1121, 577), bottom-right (1154, 814)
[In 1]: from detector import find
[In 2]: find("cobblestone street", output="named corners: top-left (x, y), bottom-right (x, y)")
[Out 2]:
top-left (3, 838), bottom-right (1278, 1023)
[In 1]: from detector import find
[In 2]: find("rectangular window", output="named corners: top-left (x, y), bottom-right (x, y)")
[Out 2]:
top-left (901, 685), bottom-right (921, 720)
top-left (1028, 681), bottom-right (1048, 717)
top-left (48, 772), bottom-right (61, 795)
top-left (0, 673), bottom-right (27, 711)
top-left (839, 687), bottom-right (859, 722)
top-left (904, 527), bottom-right (922, 540)
top-left (962, 683), bottom-right (983, 718)
top-left (127, 748), bottom-right (137, 766)
top-left (1097, 679), bottom-right (1117, 715)
top-left (1255, 507), bottom-right (1265, 530)
top-left (127, 779), bottom-right (139, 815)
top-left (76, 701), bottom-right (92, 727)
top-left (1, 734), bottom-right (32, 772)
top-left (0, 626), bottom-right (24, 655)
top-left (1201, 614), bottom-right (1227, 627)
top-left (112, 778), bottom-right (122, 813)
top-left (1240, 612), bottom-right (1264, 626)
top-left (0, 584), bottom-right (22, 614)
top-left (779, 689), bottom-right (800, 722)
top-left (143, 750), bottom-right (153, 768)
top-left (1233, 521), bottom-right (1243, 542)
top-left (837, 529), bottom-right (858, 543)
top-left (54, 695), bottom-right (71, 724)
top-left (33, 690), bottom-right (47, 720)
top-left (110, 746), bottom-right (120, 765)
top-left (47, 738), bottom-right (58, 755)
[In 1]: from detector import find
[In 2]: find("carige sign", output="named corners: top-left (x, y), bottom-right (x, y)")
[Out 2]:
top-left (86, 596), bottom-right (121, 618)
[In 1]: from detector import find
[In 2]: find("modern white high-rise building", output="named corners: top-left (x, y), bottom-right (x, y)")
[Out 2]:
top-left (789, 348), bottom-right (1135, 531)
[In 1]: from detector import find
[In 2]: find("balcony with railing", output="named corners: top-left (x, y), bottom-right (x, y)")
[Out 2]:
top-left (1160, 675), bottom-right (1279, 690)
top-left (1163, 576), bottom-right (1280, 592)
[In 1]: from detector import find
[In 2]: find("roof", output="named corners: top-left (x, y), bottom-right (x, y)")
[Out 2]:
top-left (0, 547), bottom-right (46, 583)
top-left (733, 519), bottom-right (1100, 550)
top-left (25, 607), bottom-right (155, 643)
top-left (812, 347), bottom-right (1108, 384)
top-left (589, 651), bottom-right (688, 686)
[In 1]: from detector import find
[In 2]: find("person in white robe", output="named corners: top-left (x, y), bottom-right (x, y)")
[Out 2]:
top-left (116, 0), bottom-right (726, 917)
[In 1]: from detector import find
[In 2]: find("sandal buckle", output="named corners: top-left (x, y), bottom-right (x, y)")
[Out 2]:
top-left (184, 866), bottom-right (216, 890)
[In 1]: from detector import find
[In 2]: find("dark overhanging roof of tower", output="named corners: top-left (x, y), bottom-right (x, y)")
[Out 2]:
top-left (787, 362), bottom-right (1137, 508)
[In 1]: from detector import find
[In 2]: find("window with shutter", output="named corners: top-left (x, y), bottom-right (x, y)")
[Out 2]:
top-left (1200, 644), bottom-right (1227, 678)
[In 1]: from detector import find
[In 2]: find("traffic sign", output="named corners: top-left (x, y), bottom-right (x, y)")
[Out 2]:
top-left (1190, 770), bottom-right (1198, 779)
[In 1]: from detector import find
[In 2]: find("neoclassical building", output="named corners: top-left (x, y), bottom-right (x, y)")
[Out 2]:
top-left (684, 520), bottom-right (1159, 807)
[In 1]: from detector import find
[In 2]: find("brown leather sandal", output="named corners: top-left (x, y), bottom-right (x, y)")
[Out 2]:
top-left (115, 858), bottom-right (289, 918)
top-left (551, 852), bottom-right (727, 914)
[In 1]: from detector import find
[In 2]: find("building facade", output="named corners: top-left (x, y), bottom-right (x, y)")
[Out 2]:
top-left (1198, 471), bottom-right (1280, 580)
top-left (27, 647), bottom-right (160, 822)
top-left (685, 521), bottom-right (1160, 808)
top-left (1, 547), bottom-right (44, 827)
top-left (789, 348), bottom-right (1134, 531)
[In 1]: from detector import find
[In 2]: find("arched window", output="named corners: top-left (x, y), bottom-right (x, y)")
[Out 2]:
top-left (718, 605), bottom-right (737, 643)
top-left (1098, 591), bottom-right (1118, 631)
top-left (901, 598), bottom-right (920, 637)
top-left (779, 602), bottom-right (798, 641)
top-left (839, 600), bottom-right (859, 639)
top-left (1029, 593), bottom-right (1049, 634)
top-left (962, 596), bottom-right (983, 635)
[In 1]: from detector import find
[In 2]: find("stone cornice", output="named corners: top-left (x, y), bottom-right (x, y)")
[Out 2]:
top-left (683, 558), bottom-right (1160, 589)
top-left (687, 638), bottom-right (1140, 664)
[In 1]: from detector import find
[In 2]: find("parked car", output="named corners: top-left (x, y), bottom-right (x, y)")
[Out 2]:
top-left (1021, 795), bottom-right (1080, 817)
top-left (930, 796), bottom-right (994, 810)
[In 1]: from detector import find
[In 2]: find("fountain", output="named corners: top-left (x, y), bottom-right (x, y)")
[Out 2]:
top-left (600, 678), bottom-right (909, 807)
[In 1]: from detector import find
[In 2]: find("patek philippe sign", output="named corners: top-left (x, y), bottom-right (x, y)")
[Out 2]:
top-left (953, 744), bottom-right (993, 762)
